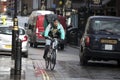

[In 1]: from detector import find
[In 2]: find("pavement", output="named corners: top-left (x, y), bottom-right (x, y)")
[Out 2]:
top-left (0, 56), bottom-right (26, 80)
top-left (0, 58), bottom-right (53, 80)
top-left (0, 53), bottom-right (54, 80)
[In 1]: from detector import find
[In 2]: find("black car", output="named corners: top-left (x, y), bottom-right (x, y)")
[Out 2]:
top-left (79, 16), bottom-right (120, 65)
top-left (66, 27), bottom-right (81, 46)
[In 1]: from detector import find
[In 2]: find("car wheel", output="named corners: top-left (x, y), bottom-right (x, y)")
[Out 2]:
top-left (117, 60), bottom-right (120, 66)
top-left (80, 55), bottom-right (88, 66)
top-left (30, 43), bottom-right (33, 47)
top-left (33, 42), bottom-right (37, 48)
top-left (22, 51), bottom-right (28, 58)
top-left (60, 44), bottom-right (64, 50)
top-left (80, 46), bottom-right (88, 65)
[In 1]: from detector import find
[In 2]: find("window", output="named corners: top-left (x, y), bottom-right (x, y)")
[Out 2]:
top-left (89, 18), bottom-right (120, 34)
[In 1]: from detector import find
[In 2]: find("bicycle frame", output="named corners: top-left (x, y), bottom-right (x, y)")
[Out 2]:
top-left (50, 38), bottom-right (58, 52)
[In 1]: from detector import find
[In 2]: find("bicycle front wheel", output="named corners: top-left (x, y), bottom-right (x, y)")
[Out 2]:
top-left (50, 50), bottom-right (56, 70)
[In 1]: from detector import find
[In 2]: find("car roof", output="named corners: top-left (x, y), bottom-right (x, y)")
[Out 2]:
top-left (30, 10), bottom-right (54, 17)
top-left (32, 10), bottom-right (54, 15)
top-left (89, 16), bottom-right (120, 20)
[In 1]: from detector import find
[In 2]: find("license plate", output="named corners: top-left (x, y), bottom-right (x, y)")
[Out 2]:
top-left (101, 39), bottom-right (117, 44)
top-left (5, 45), bottom-right (12, 48)
top-left (104, 44), bottom-right (113, 50)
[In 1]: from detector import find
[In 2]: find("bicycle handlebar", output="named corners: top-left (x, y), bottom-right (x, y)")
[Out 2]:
top-left (45, 36), bottom-right (63, 43)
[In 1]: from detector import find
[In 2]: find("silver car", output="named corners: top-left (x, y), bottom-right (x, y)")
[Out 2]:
top-left (0, 24), bottom-right (29, 58)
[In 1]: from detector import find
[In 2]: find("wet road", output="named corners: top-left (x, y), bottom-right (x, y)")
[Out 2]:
top-left (0, 46), bottom-right (120, 80)
top-left (27, 45), bottom-right (120, 80)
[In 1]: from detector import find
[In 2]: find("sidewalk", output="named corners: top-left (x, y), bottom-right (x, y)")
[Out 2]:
top-left (0, 57), bottom-right (26, 80)
top-left (0, 57), bottom-right (44, 80)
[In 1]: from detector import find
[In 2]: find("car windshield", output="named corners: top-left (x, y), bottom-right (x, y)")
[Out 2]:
top-left (90, 18), bottom-right (120, 35)
top-left (0, 27), bottom-right (25, 35)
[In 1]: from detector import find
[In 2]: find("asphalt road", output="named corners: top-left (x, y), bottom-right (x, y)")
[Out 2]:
top-left (26, 45), bottom-right (120, 80)
top-left (0, 45), bottom-right (120, 80)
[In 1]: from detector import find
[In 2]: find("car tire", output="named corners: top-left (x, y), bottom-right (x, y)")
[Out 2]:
top-left (80, 54), bottom-right (88, 66)
top-left (30, 43), bottom-right (33, 47)
top-left (23, 51), bottom-right (28, 58)
top-left (117, 60), bottom-right (120, 66)
top-left (33, 42), bottom-right (37, 48)
top-left (80, 46), bottom-right (88, 66)
top-left (60, 44), bottom-right (64, 50)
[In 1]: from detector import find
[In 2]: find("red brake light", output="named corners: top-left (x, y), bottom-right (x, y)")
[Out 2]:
top-left (22, 36), bottom-right (28, 42)
top-left (85, 36), bottom-right (90, 46)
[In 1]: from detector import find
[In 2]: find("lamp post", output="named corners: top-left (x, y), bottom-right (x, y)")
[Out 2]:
top-left (11, 0), bottom-right (22, 76)
top-left (12, 0), bottom-right (18, 60)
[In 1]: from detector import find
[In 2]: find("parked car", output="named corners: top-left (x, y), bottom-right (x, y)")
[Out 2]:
top-left (66, 27), bottom-right (82, 46)
top-left (80, 16), bottom-right (120, 65)
top-left (0, 23), bottom-right (29, 58)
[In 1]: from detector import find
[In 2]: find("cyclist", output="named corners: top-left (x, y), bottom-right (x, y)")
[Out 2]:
top-left (43, 18), bottom-right (65, 59)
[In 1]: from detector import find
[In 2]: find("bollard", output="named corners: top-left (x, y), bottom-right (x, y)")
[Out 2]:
top-left (14, 39), bottom-right (22, 75)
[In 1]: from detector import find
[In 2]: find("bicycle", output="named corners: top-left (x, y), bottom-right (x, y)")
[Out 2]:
top-left (45, 37), bottom-right (58, 70)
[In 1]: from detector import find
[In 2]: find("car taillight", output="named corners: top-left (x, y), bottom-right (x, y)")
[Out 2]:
top-left (85, 36), bottom-right (90, 46)
top-left (22, 36), bottom-right (28, 42)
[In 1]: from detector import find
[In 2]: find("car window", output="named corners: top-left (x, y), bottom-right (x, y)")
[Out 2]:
top-left (0, 27), bottom-right (25, 35)
top-left (90, 18), bottom-right (120, 34)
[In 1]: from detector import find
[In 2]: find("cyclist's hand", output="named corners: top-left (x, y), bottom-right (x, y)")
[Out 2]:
top-left (45, 36), bottom-right (52, 40)
top-left (52, 39), bottom-right (55, 42)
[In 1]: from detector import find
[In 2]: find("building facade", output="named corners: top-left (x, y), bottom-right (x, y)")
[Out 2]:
top-left (5, 0), bottom-right (120, 17)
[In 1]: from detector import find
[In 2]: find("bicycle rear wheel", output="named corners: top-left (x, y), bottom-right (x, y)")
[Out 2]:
top-left (50, 50), bottom-right (56, 70)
